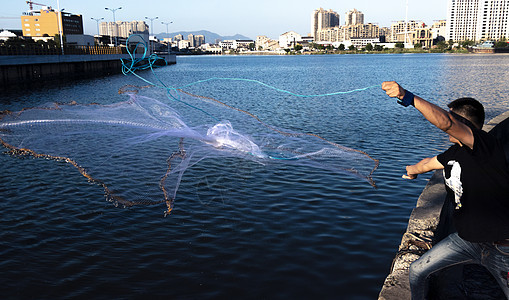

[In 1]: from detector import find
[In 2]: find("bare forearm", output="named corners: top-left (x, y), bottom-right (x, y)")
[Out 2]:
top-left (408, 157), bottom-right (434, 175)
top-left (404, 156), bottom-right (444, 179)
top-left (413, 96), bottom-right (454, 132)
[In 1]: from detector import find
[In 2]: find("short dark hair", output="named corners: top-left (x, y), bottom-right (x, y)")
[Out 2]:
top-left (447, 97), bottom-right (485, 129)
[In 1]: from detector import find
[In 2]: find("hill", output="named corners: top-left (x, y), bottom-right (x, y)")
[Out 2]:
top-left (155, 30), bottom-right (252, 44)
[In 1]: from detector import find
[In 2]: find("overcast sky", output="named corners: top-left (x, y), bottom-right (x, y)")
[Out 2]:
top-left (2, 0), bottom-right (447, 39)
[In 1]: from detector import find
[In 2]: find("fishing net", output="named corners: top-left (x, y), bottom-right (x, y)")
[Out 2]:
top-left (0, 36), bottom-right (379, 215)
top-left (0, 86), bottom-right (378, 215)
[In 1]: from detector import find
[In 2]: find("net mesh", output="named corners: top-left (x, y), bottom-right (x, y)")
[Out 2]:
top-left (0, 86), bottom-right (379, 215)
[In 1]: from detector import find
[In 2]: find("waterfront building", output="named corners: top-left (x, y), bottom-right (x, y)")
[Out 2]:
top-left (389, 20), bottom-right (426, 42)
top-left (431, 20), bottom-right (447, 40)
top-left (178, 40), bottom-right (191, 49)
top-left (218, 40), bottom-right (254, 50)
top-left (279, 31), bottom-right (303, 48)
top-left (174, 34), bottom-right (184, 42)
top-left (316, 23), bottom-right (381, 43)
top-left (446, 0), bottom-right (509, 42)
top-left (311, 8), bottom-right (340, 38)
top-left (316, 27), bottom-right (343, 42)
top-left (21, 7), bottom-right (83, 37)
top-left (345, 37), bottom-right (381, 49)
top-left (256, 35), bottom-right (279, 50)
top-left (345, 9), bottom-right (364, 26)
top-left (344, 23), bottom-right (380, 40)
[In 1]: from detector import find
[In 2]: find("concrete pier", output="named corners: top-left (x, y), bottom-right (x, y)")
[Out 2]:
top-left (379, 111), bottom-right (509, 300)
top-left (0, 53), bottom-right (176, 88)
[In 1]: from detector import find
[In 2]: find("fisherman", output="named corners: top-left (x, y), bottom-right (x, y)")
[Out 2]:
top-left (382, 81), bottom-right (509, 299)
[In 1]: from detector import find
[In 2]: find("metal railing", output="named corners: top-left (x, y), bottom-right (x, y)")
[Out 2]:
top-left (0, 45), bottom-right (127, 56)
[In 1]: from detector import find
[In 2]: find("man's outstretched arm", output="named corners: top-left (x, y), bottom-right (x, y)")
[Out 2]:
top-left (403, 156), bottom-right (444, 179)
top-left (382, 81), bottom-right (474, 149)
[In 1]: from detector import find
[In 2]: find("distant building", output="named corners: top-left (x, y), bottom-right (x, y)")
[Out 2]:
top-left (389, 20), bottom-right (426, 42)
top-left (279, 31), bottom-right (302, 48)
top-left (99, 21), bottom-right (148, 40)
top-left (256, 35), bottom-right (279, 50)
top-left (316, 23), bottom-right (381, 43)
top-left (187, 34), bottom-right (205, 47)
top-left (446, 0), bottom-right (509, 42)
top-left (0, 30), bottom-right (19, 40)
top-left (199, 43), bottom-right (222, 53)
top-left (311, 8), bottom-right (340, 38)
top-left (178, 40), bottom-right (191, 49)
top-left (343, 37), bottom-right (380, 49)
top-left (174, 34), bottom-right (184, 42)
top-left (219, 39), bottom-right (254, 50)
top-left (21, 7), bottom-right (83, 37)
top-left (431, 20), bottom-right (447, 41)
top-left (345, 9), bottom-right (364, 26)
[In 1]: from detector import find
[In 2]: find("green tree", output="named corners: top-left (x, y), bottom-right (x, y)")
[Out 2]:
top-left (248, 43), bottom-right (255, 51)
top-left (436, 41), bottom-right (448, 50)
top-left (460, 40), bottom-right (475, 48)
top-left (338, 43), bottom-right (345, 51)
top-left (374, 44), bottom-right (384, 51)
top-left (365, 43), bottom-right (373, 51)
top-left (294, 44), bottom-right (303, 51)
top-left (395, 42), bottom-right (404, 49)
top-left (414, 43), bottom-right (423, 49)
top-left (495, 38), bottom-right (508, 48)
top-left (348, 45), bottom-right (356, 51)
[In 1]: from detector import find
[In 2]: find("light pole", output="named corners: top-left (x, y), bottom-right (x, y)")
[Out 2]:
top-left (105, 7), bottom-right (122, 46)
top-left (145, 16), bottom-right (158, 54)
top-left (161, 21), bottom-right (173, 53)
top-left (91, 17), bottom-right (104, 37)
top-left (56, 0), bottom-right (64, 55)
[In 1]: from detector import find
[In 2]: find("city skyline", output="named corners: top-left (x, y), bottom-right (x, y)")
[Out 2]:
top-left (3, 0), bottom-right (447, 39)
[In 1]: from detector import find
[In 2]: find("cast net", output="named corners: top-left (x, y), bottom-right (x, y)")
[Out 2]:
top-left (0, 86), bottom-right (378, 215)
top-left (0, 38), bottom-right (379, 215)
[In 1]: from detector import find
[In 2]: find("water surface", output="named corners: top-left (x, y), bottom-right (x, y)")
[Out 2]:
top-left (1, 53), bottom-right (508, 299)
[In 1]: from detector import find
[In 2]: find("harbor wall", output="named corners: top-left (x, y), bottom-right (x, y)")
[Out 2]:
top-left (379, 111), bottom-right (509, 300)
top-left (0, 54), bottom-right (176, 88)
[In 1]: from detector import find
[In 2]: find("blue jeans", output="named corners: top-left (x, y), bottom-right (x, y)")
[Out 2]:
top-left (409, 232), bottom-right (509, 300)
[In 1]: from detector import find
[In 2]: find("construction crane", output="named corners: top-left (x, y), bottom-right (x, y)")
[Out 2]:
top-left (26, 1), bottom-right (50, 11)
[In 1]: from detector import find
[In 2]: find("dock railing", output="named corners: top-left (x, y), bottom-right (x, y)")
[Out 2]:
top-left (0, 44), bottom-right (126, 56)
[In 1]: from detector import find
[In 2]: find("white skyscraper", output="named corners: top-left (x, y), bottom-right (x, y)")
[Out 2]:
top-left (446, 0), bottom-right (509, 42)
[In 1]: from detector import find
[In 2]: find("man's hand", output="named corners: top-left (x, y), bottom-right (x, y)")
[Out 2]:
top-left (403, 165), bottom-right (418, 180)
top-left (402, 157), bottom-right (444, 180)
top-left (382, 81), bottom-right (405, 100)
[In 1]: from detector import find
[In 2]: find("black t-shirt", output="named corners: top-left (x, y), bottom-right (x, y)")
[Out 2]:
top-left (437, 126), bottom-right (509, 242)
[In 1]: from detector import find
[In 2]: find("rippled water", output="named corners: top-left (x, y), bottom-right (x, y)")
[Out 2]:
top-left (1, 53), bottom-right (508, 299)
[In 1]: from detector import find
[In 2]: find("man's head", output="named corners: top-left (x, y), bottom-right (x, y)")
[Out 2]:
top-left (448, 97), bottom-right (485, 130)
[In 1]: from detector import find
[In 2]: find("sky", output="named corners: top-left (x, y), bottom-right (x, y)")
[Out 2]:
top-left (2, 0), bottom-right (447, 39)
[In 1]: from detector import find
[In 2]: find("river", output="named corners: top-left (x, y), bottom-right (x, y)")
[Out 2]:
top-left (1, 53), bottom-right (508, 299)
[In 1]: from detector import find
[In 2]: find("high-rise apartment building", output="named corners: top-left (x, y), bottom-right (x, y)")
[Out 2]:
top-left (99, 21), bottom-right (148, 39)
top-left (345, 9), bottom-right (364, 26)
top-left (21, 7), bottom-right (83, 37)
top-left (311, 8), bottom-right (340, 38)
top-left (187, 34), bottom-right (205, 47)
top-left (389, 20), bottom-right (426, 42)
top-left (446, 0), bottom-right (509, 42)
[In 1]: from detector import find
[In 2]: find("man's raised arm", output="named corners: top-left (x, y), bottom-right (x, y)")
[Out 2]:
top-left (381, 81), bottom-right (474, 149)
